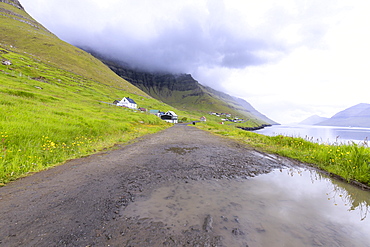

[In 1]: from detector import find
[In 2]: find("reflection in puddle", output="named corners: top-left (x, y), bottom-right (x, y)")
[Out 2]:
top-left (123, 168), bottom-right (370, 247)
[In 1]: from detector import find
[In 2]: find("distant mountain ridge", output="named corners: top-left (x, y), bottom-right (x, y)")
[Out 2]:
top-left (316, 103), bottom-right (370, 127)
top-left (97, 57), bottom-right (278, 125)
top-left (299, 115), bottom-right (329, 125)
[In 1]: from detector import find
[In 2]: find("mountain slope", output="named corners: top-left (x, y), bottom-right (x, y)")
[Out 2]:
top-left (0, 0), bottom-right (22, 9)
top-left (316, 103), bottom-right (370, 127)
top-left (0, 1), bottom-right (175, 183)
top-left (99, 59), bottom-right (277, 126)
top-left (230, 95), bottom-right (278, 125)
top-left (0, 0), bottom-right (144, 95)
top-left (299, 115), bottom-right (329, 125)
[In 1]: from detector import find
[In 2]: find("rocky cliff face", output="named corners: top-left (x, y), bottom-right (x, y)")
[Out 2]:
top-left (88, 51), bottom-right (277, 125)
top-left (107, 62), bottom-right (200, 94)
top-left (0, 0), bottom-right (23, 9)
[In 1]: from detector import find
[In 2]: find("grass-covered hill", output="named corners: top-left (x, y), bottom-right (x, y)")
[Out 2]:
top-left (0, 1), bottom-right (188, 184)
top-left (98, 58), bottom-right (276, 126)
top-left (0, 0), bottom-right (274, 184)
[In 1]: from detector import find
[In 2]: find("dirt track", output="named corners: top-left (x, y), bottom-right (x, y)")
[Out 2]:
top-left (0, 124), bottom-right (298, 246)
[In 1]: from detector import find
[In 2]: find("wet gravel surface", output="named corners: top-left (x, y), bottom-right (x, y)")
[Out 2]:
top-left (0, 125), bottom-right (299, 246)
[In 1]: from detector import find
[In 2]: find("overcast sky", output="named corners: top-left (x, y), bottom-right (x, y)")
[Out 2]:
top-left (21, 0), bottom-right (369, 124)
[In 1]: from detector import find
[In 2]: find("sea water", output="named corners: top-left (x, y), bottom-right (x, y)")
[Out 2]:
top-left (255, 125), bottom-right (370, 144)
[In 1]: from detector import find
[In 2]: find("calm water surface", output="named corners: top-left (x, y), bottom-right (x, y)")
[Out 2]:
top-left (255, 125), bottom-right (370, 144)
top-left (123, 168), bottom-right (370, 247)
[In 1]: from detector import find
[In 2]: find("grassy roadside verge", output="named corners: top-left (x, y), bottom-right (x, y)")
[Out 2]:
top-left (196, 121), bottom-right (370, 187)
top-left (0, 104), bottom-right (170, 185)
top-left (0, 3), bottom-right (200, 185)
top-left (0, 48), bottom-right (175, 185)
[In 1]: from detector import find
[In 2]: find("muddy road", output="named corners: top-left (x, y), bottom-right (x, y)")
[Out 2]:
top-left (0, 125), bottom-right (298, 246)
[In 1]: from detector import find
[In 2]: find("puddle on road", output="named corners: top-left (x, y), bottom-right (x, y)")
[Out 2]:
top-left (123, 168), bottom-right (370, 247)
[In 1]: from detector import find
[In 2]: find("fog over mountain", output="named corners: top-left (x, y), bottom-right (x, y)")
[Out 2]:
top-left (21, 0), bottom-right (370, 123)
top-left (20, 0), bottom-right (335, 79)
top-left (54, 1), bottom-right (293, 74)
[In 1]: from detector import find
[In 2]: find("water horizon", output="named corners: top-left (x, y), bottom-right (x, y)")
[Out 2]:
top-left (255, 124), bottom-right (370, 145)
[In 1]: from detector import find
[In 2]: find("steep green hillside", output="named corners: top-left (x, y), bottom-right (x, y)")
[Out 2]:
top-left (101, 59), bottom-right (276, 126)
top-left (0, 1), bottom-right (143, 94)
top-left (203, 86), bottom-right (278, 125)
top-left (0, 1), bottom-right (181, 183)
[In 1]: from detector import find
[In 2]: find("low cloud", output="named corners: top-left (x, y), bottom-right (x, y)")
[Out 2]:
top-left (21, 0), bottom-right (365, 124)
top-left (25, 0), bottom-right (316, 74)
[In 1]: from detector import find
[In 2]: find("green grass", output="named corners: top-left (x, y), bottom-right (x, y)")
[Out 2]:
top-left (0, 2), bottom-right (143, 94)
top-left (196, 121), bottom-right (370, 186)
top-left (0, 48), bottom-right (177, 184)
top-left (0, 2), bottom-right (261, 185)
top-left (0, 3), bottom-right (186, 184)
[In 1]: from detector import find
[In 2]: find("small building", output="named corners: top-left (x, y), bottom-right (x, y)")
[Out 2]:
top-left (138, 107), bottom-right (147, 112)
top-left (200, 116), bottom-right (207, 122)
top-left (161, 111), bottom-right (178, 123)
top-left (149, 109), bottom-right (161, 117)
top-left (116, 97), bottom-right (137, 109)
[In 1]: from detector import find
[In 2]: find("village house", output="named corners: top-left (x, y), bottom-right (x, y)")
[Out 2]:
top-left (161, 111), bottom-right (178, 123)
top-left (200, 116), bottom-right (207, 122)
top-left (116, 97), bottom-right (137, 109)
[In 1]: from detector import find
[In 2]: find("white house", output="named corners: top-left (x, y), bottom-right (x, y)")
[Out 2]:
top-left (116, 97), bottom-right (137, 109)
top-left (161, 111), bottom-right (178, 123)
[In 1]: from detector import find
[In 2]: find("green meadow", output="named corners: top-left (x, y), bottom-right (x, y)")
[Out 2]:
top-left (3, 2), bottom-right (368, 189)
top-left (0, 48), bottom-right (182, 184)
top-left (0, 3), bottom-right (201, 184)
top-left (197, 121), bottom-right (370, 186)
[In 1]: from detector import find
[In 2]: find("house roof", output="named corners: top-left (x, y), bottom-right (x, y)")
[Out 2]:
top-left (123, 97), bottom-right (136, 104)
top-left (166, 111), bottom-right (177, 116)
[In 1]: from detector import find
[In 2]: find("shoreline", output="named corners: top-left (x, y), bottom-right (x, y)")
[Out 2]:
top-left (237, 124), bottom-right (272, 131)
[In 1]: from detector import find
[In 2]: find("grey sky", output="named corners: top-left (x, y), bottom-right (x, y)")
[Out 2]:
top-left (21, 0), bottom-right (370, 123)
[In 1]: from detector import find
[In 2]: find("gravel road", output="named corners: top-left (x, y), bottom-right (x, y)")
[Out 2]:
top-left (0, 124), bottom-right (298, 246)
